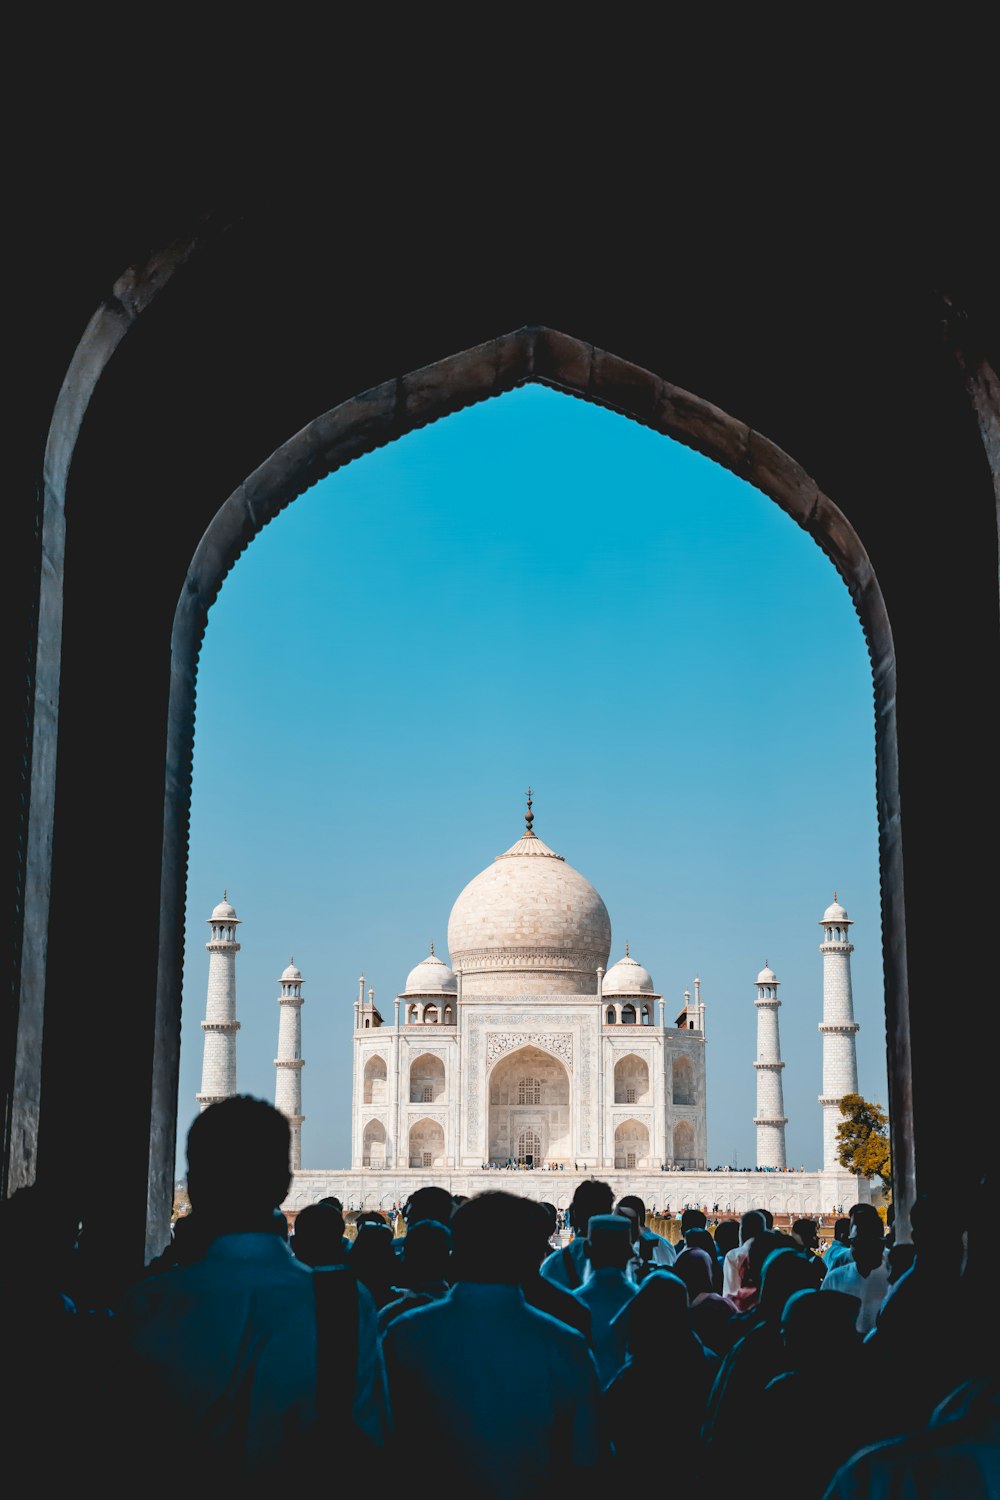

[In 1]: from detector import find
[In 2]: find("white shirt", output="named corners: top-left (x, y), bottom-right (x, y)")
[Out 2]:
top-left (821, 1258), bottom-right (892, 1335)
top-left (540, 1234), bottom-right (590, 1290)
top-left (723, 1240), bottom-right (752, 1295)
top-left (637, 1228), bottom-right (677, 1270)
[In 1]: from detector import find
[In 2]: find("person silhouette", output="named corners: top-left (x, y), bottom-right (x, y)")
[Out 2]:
top-left (521, 1199), bottom-right (593, 1342)
top-left (758, 1288), bottom-right (867, 1496)
top-left (378, 1218), bottom-right (453, 1332)
top-left (701, 1243), bottom-right (825, 1474)
top-left (673, 1245), bottom-right (741, 1355)
top-left (115, 1095), bottom-right (389, 1487)
top-left (349, 1220), bottom-right (402, 1309)
top-left (604, 1270), bottom-right (717, 1481)
top-left (616, 1194), bottom-right (676, 1271)
top-left (380, 1190), bottom-right (603, 1497)
top-left (291, 1202), bottom-right (348, 1268)
top-left (571, 1213), bottom-right (638, 1388)
top-left (539, 1179), bottom-right (615, 1291)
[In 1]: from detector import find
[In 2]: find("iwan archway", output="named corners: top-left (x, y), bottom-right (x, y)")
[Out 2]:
top-left (487, 1044), bottom-right (572, 1167)
top-left (52, 326), bottom-right (900, 1255)
top-left (155, 328), bottom-right (909, 1254)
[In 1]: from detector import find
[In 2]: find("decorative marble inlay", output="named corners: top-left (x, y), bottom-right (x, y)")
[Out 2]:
top-left (485, 1032), bottom-right (573, 1067)
top-left (458, 946), bottom-right (608, 970)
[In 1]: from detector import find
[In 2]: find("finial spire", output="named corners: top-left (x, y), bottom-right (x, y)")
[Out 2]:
top-left (625, 941), bottom-right (630, 957)
top-left (834, 889), bottom-right (838, 902)
top-left (223, 888), bottom-right (228, 901)
top-left (525, 786), bottom-right (534, 835)
top-left (430, 940), bottom-right (435, 956)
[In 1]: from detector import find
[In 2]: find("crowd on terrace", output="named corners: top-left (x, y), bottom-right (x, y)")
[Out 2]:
top-left (2, 1095), bottom-right (994, 1498)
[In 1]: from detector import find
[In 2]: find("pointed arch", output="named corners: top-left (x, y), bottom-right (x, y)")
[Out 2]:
top-left (614, 1053), bottom-right (651, 1105)
top-left (614, 1118), bottom-right (650, 1169)
top-left (363, 1055), bottom-right (387, 1105)
top-left (409, 1052), bottom-right (446, 1104)
top-left (408, 1117), bottom-right (445, 1168)
top-left (361, 1117), bottom-right (386, 1166)
top-left (672, 1056), bottom-right (695, 1106)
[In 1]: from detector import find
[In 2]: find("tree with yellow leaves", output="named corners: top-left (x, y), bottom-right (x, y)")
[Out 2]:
top-left (836, 1092), bottom-right (892, 1199)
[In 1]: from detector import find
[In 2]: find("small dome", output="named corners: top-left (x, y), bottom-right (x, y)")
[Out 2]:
top-left (281, 962), bottom-right (302, 981)
top-left (603, 951), bottom-right (655, 995)
top-left (757, 964), bottom-right (778, 985)
top-left (822, 897), bottom-right (850, 923)
top-left (403, 949), bottom-right (457, 996)
top-left (210, 896), bottom-right (238, 921)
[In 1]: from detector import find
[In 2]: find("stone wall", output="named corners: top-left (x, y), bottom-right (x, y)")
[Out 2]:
top-left (284, 1166), bottom-right (867, 1217)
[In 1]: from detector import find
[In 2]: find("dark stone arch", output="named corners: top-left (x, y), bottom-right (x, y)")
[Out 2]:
top-left (26, 222), bottom-right (996, 1267)
top-left (158, 329), bottom-right (907, 1251)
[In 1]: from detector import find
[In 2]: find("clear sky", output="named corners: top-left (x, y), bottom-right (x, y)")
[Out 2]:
top-left (176, 383), bottom-right (888, 1179)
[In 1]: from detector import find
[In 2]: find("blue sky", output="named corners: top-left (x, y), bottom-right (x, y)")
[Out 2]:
top-left (177, 383), bottom-right (887, 1177)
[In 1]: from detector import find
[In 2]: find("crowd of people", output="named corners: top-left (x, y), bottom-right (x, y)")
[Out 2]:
top-left (1, 1094), bottom-right (995, 1498)
top-left (481, 1158), bottom-right (568, 1170)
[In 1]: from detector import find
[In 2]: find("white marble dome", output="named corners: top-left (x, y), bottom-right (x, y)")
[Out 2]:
top-left (822, 896), bottom-right (850, 923)
top-left (403, 948), bottom-right (457, 996)
top-left (448, 819), bottom-right (612, 996)
top-left (211, 895), bottom-right (238, 921)
top-left (281, 961), bottom-right (302, 981)
top-left (603, 950), bottom-right (656, 995)
top-left (757, 963), bottom-right (778, 984)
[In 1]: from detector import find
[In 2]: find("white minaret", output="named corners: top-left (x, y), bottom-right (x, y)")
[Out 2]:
top-left (197, 891), bottom-right (241, 1111)
top-left (818, 892), bottom-right (860, 1171)
top-left (753, 961), bottom-right (788, 1168)
top-left (274, 959), bottom-right (305, 1170)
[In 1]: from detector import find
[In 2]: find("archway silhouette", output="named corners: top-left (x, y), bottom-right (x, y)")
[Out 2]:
top-left (22, 305), bottom-right (913, 1256)
top-left (155, 327), bottom-right (907, 1253)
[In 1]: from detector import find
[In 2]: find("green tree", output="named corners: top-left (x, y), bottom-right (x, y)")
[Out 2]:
top-left (836, 1093), bottom-right (892, 1197)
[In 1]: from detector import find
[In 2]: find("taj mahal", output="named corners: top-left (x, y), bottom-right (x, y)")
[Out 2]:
top-left (195, 795), bottom-right (869, 1217)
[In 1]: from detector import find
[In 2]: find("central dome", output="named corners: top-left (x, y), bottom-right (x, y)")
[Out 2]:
top-left (447, 813), bottom-right (612, 996)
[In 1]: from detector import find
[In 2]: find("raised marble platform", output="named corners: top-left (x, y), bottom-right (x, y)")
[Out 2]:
top-left (283, 1166), bottom-right (867, 1219)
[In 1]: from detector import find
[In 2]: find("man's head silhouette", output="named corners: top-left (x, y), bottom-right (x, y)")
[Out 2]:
top-left (569, 1179), bottom-right (614, 1237)
top-left (450, 1191), bottom-right (539, 1284)
top-left (403, 1186), bottom-right (455, 1227)
top-left (586, 1213), bottom-right (634, 1273)
top-left (186, 1095), bottom-right (291, 1237)
top-left (680, 1208), bottom-right (707, 1237)
top-left (292, 1202), bottom-right (347, 1267)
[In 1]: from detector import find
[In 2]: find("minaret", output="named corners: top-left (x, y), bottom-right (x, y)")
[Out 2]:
top-left (818, 892), bottom-right (860, 1171)
top-left (753, 961), bottom-right (788, 1168)
top-left (274, 959), bottom-right (305, 1170)
top-left (197, 891), bottom-right (241, 1111)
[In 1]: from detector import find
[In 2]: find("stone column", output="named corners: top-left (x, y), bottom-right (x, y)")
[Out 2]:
top-left (818, 896), bottom-right (860, 1171)
top-left (197, 893), bottom-right (241, 1111)
top-left (274, 961), bottom-right (305, 1170)
top-left (753, 963), bottom-right (787, 1169)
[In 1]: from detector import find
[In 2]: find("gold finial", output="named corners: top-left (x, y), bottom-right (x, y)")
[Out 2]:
top-left (834, 889), bottom-right (838, 902)
top-left (525, 786), bottom-right (534, 834)
top-left (625, 941), bottom-right (630, 957)
top-left (290, 956), bottom-right (294, 967)
top-left (430, 940), bottom-right (435, 956)
top-left (223, 888), bottom-right (228, 901)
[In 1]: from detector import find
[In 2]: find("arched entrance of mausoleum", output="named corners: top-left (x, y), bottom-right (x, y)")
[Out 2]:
top-left (488, 1045), bottom-right (570, 1166)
